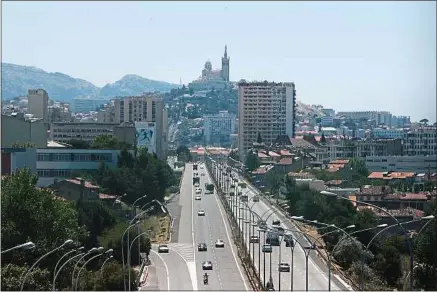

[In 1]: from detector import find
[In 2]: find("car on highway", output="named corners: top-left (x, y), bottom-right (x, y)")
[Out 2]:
top-left (201, 173), bottom-right (205, 176)
top-left (194, 182), bottom-right (200, 187)
top-left (195, 195), bottom-right (202, 200)
top-left (278, 263), bottom-right (291, 272)
top-left (272, 219), bottom-right (281, 226)
top-left (249, 235), bottom-right (259, 243)
top-left (253, 195), bottom-right (259, 202)
top-left (262, 244), bottom-right (272, 253)
top-left (202, 261), bottom-right (213, 270)
top-left (198, 243), bottom-right (207, 251)
top-left (198, 210), bottom-right (206, 216)
top-left (158, 244), bottom-right (169, 253)
top-left (196, 189), bottom-right (202, 195)
top-left (215, 239), bottom-right (225, 248)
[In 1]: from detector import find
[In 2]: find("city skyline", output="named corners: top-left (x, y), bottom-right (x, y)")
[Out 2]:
top-left (2, 1), bottom-right (436, 122)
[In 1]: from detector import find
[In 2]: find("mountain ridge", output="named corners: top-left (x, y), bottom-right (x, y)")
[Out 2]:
top-left (1, 62), bottom-right (179, 102)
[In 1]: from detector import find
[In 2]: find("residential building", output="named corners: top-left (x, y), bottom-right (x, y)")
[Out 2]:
top-left (367, 171), bottom-right (416, 184)
top-left (238, 81), bottom-right (296, 162)
top-left (392, 115), bottom-right (411, 128)
top-left (320, 116), bottom-right (334, 126)
top-left (27, 89), bottom-right (49, 123)
top-left (97, 102), bottom-right (116, 123)
top-left (36, 148), bottom-right (134, 186)
top-left (337, 111), bottom-right (392, 126)
top-left (102, 94), bottom-right (167, 160)
top-left (365, 155), bottom-right (437, 173)
top-left (50, 122), bottom-right (136, 145)
top-left (402, 128), bottom-right (437, 156)
top-left (1, 114), bottom-right (48, 148)
top-left (49, 178), bottom-right (101, 201)
top-left (48, 103), bottom-right (72, 124)
top-left (189, 45), bottom-right (230, 91)
top-left (314, 138), bottom-right (402, 164)
top-left (203, 111), bottom-right (236, 146)
top-left (73, 97), bottom-right (111, 113)
top-left (322, 108), bottom-right (335, 117)
top-left (372, 128), bottom-right (405, 139)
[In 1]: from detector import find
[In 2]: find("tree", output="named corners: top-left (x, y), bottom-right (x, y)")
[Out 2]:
top-left (320, 133), bottom-right (326, 144)
top-left (244, 151), bottom-right (260, 172)
top-left (68, 139), bottom-right (91, 149)
top-left (373, 242), bottom-right (402, 287)
top-left (98, 222), bottom-right (151, 267)
top-left (1, 168), bottom-right (88, 268)
top-left (176, 145), bottom-right (191, 162)
top-left (92, 135), bottom-right (119, 149)
top-left (419, 118), bottom-right (429, 125)
top-left (94, 261), bottom-right (137, 291)
top-left (265, 171), bottom-right (283, 200)
top-left (1, 264), bottom-right (51, 291)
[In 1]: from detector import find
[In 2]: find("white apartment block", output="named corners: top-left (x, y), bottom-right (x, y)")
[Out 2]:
top-left (373, 128), bottom-right (405, 139)
top-left (238, 81), bottom-right (296, 162)
top-left (203, 111), bottom-right (236, 145)
top-left (402, 128), bottom-right (437, 156)
top-left (337, 111), bottom-right (392, 126)
top-left (321, 116), bottom-right (334, 126)
top-left (365, 155), bottom-right (437, 173)
top-left (50, 122), bottom-right (119, 143)
top-left (27, 89), bottom-right (49, 123)
top-left (97, 95), bottom-right (168, 160)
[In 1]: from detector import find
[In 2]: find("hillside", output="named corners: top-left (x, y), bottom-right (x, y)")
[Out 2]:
top-left (1, 63), bottom-right (179, 102)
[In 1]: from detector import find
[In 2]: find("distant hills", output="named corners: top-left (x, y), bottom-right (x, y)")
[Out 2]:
top-left (1, 63), bottom-right (179, 102)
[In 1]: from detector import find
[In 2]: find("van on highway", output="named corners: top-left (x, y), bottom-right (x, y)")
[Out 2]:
top-left (253, 196), bottom-right (259, 202)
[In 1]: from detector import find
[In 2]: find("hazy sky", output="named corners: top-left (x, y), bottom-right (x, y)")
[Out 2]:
top-left (3, 1), bottom-right (436, 122)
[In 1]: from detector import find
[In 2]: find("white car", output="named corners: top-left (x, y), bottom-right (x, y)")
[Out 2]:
top-left (215, 239), bottom-right (225, 248)
top-left (196, 188), bottom-right (202, 195)
top-left (202, 261), bottom-right (213, 270)
top-left (198, 210), bottom-right (206, 216)
top-left (158, 245), bottom-right (169, 253)
top-left (195, 195), bottom-right (202, 201)
top-left (200, 165), bottom-right (204, 169)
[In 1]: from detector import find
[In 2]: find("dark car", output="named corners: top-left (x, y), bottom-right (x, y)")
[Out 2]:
top-left (262, 244), bottom-right (272, 253)
top-left (279, 263), bottom-right (291, 272)
top-left (202, 261), bottom-right (213, 270)
top-left (250, 235), bottom-right (259, 243)
top-left (198, 243), bottom-right (207, 252)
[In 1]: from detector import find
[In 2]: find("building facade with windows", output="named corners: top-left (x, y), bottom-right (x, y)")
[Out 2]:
top-left (203, 111), bottom-right (236, 146)
top-left (1, 114), bottom-right (48, 148)
top-left (238, 81), bottom-right (296, 162)
top-left (402, 128), bottom-right (437, 156)
top-left (36, 148), bottom-right (133, 187)
top-left (364, 155), bottom-right (437, 173)
top-left (27, 89), bottom-right (49, 123)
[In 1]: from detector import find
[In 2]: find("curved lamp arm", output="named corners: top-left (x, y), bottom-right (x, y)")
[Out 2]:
top-left (1, 242), bottom-right (35, 254)
top-left (74, 252), bottom-right (106, 291)
top-left (21, 239), bottom-right (73, 291)
top-left (52, 252), bottom-right (85, 291)
top-left (53, 247), bottom-right (83, 282)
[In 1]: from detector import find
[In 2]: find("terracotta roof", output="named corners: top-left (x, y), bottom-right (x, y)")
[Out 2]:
top-left (287, 172), bottom-right (315, 179)
top-left (326, 168), bottom-right (340, 173)
top-left (326, 180), bottom-right (343, 186)
top-left (257, 152), bottom-right (269, 158)
top-left (252, 165), bottom-right (274, 175)
top-left (99, 193), bottom-right (117, 200)
top-left (65, 178), bottom-right (100, 189)
top-left (385, 193), bottom-right (428, 200)
top-left (328, 163), bottom-right (347, 169)
top-left (330, 159), bottom-right (349, 164)
top-left (268, 151), bottom-right (280, 157)
top-left (280, 150), bottom-right (292, 156)
top-left (360, 206), bottom-right (425, 218)
top-left (360, 185), bottom-right (391, 195)
top-left (278, 158), bottom-right (293, 165)
top-left (368, 172), bottom-right (416, 180)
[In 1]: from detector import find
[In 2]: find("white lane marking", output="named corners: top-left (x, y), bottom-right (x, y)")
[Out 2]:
top-left (212, 179), bottom-right (250, 291)
top-left (189, 166), bottom-right (199, 290)
top-left (168, 246), bottom-right (198, 291)
top-left (150, 250), bottom-right (170, 291)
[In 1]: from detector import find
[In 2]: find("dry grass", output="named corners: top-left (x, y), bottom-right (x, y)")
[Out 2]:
top-left (141, 215), bottom-right (171, 244)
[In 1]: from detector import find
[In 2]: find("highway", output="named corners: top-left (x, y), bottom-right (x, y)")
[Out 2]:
top-left (210, 162), bottom-right (350, 291)
top-left (146, 164), bottom-right (249, 290)
top-left (193, 163), bottom-right (249, 290)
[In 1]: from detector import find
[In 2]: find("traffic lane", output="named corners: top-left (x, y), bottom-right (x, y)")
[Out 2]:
top-left (177, 165), bottom-right (193, 243)
top-left (245, 189), bottom-right (341, 291)
top-left (150, 245), bottom-right (193, 290)
top-left (198, 171), bottom-right (248, 290)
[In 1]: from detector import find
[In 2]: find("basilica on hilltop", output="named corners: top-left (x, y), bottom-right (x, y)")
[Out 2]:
top-left (188, 46), bottom-right (230, 91)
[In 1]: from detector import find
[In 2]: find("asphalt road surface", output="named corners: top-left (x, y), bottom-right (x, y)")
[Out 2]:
top-left (193, 164), bottom-right (249, 291)
top-left (213, 164), bottom-right (350, 291)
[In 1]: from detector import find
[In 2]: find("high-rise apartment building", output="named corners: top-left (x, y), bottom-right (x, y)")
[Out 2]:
top-left (103, 94), bottom-right (168, 160)
top-left (27, 89), bottom-right (49, 123)
top-left (402, 128), bottom-right (437, 156)
top-left (337, 111), bottom-right (392, 126)
top-left (238, 81), bottom-right (296, 162)
top-left (203, 111), bottom-right (236, 146)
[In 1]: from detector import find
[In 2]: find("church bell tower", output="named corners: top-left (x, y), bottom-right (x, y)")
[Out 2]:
top-left (221, 45), bottom-right (230, 82)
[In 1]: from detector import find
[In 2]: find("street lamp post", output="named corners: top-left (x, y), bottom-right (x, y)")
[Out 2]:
top-left (21, 239), bottom-right (73, 291)
top-left (321, 190), bottom-right (416, 291)
top-left (1, 242), bottom-right (35, 254)
top-left (72, 247), bottom-right (102, 289)
top-left (132, 195), bottom-right (147, 266)
top-left (53, 247), bottom-right (84, 285)
top-left (122, 221), bottom-right (140, 291)
top-left (75, 249), bottom-right (113, 291)
top-left (128, 230), bottom-right (152, 291)
top-left (100, 255), bottom-right (114, 276)
top-left (53, 252), bottom-right (85, 291)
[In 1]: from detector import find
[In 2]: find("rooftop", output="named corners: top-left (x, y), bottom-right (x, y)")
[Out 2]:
top-left (368, 171), bottom-right (416, 180)
top-left (64, 178), bottom-right (100, 189)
